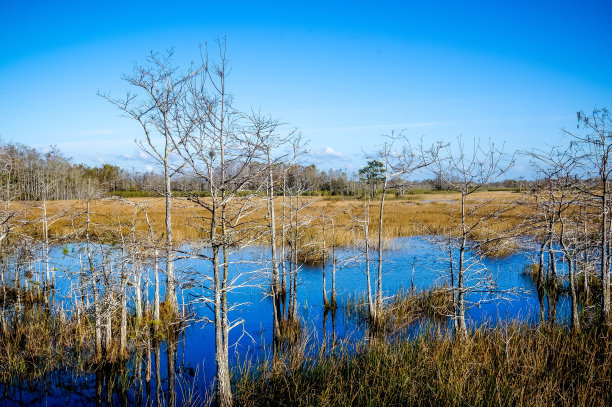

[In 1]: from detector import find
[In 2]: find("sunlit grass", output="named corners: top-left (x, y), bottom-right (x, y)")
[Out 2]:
top-left (8, 191), bottom-right (528, 254)
top-left (235, 322), bottom-right (612, 406)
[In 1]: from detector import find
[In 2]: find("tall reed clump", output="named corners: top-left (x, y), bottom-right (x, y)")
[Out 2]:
top-left (234, 323), bottom-right (612, 407)
top-left (344, 287), bottom-right (453, 333)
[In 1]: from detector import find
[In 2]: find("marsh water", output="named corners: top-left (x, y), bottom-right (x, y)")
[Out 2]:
top-left (1, 236), bottom-right (572, 406)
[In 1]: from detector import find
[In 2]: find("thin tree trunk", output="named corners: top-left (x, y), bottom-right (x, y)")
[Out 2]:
top-left (537, 241), bottom-right (546, 324)
top-left (86, 200), bottom-right (102, 358)
top-left (331, 219), bottom-right (337, 309)
top-left (449, 242), bottom-right (458, 333)
top-left (457, 193), bottom-right (468, 337)
top-left (213, 242), bottom-right (232, 407)
top-left (568, 255), bottom-right (580, 330)
top-left (549, 241), bottom-right (558, 279)
top-left (560, 219), bottom-right (580, 331)
top-left (376, 178), bottom-right (387, 316)
top-left (120, 274), bottom-right (127, 356)
top-left (154, 249), bottom-right (160, 323)
top-left (322, 213), bottom-right (329, 308)
top-left (364, 196), bottom-right (374, 322)
top-left (134, 269), bottom-right (143, 325)
top-left (601, 175), bottom-right (610, 324)
top-left (164, 147), bottom-right (178, 316)
top-left (281, 172), bottom-right (287, 299)
top-left (267, 156), bottom-right (282, 343)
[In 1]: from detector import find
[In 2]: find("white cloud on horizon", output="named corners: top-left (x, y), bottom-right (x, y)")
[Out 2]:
top-left (309, 146), bottom-right (349, 162)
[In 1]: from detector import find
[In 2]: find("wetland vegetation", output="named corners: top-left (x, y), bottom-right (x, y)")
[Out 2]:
top-left (1, 44), bottom-right (611, 406)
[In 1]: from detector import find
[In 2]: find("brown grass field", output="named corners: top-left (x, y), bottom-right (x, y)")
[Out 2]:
top-left (9, 190), bottom-right (528, 251)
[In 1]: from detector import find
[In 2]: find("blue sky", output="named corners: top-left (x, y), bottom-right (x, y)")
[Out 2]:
top-left (1, 0), bottom-right (611, 178)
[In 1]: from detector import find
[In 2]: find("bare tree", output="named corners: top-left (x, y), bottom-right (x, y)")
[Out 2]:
top-left (359, 133), bottom-right (440, 326)
top-left (357, 160), bottom-right (383, 322)
top-left (243, 112), bottom-right (297, 346)
top-left (529, 147), bottom-right (582, 330)
top-left (565, 108), bottom-right (612, 325)
top-left (170, 38), bottom-right (272, 407)
top-left (101, 50), bottom-right (201, 317)
top-left (431, 137), bottom-right (515, 337)
top-left (372, 134), bottom-right (440, 321)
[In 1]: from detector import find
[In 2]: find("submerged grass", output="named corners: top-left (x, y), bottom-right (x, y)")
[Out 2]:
top-left (234, 323), bottom-right (612, 407)
top-left (0, 297), bottom-right (185, 384)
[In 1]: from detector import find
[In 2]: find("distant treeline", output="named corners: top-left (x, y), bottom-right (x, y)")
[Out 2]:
top-left (0, 141), bottom-right (525, 201)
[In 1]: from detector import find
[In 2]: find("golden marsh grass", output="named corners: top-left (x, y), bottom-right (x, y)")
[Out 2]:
top-left (9, 190), bottom-right (528, 250)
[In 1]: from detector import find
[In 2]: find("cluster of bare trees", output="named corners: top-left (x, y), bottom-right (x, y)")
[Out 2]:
top-left (427, 138), bottom-right (518, 337)
top-left (102, 39), bottom-right (330, 406)
top-left (0, 143), bottom-right (103, 201)
top-left (2, 34), bottom-right (612, 405)
top-left (354, 135), bottom-right (442, 328)
top-left (525, 108), bottom-right (612, 331)
top-left (355, 135), bottom-right (520, 337)
top-left (0, 193), bottom-right (194, 405)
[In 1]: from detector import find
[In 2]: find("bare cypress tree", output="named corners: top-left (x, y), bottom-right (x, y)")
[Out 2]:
top-left (101, 51), bottom-right (201, 317)
top-left (432, 137), bottom-right (515, 337)
top-left (358, 160), bottom-right (382, 322)
top-left (141, 203), bottom-right (161, 324)
top-left (373, 134), bottom-right (439, 319)
top-left (84, 198), bottom-right (103, 358)
top-left (244, 112), bottom-right (296, 345)
top-left (172, 39), bottom-right (268, 407)
top-left (360, 133), bottom-right (440, 326)
top-left (530, 148), bottom-right (582, 330)
top-left (321, 211), bottom-right (330, 308)
top-left (565, 108), bottom-right (612, 325)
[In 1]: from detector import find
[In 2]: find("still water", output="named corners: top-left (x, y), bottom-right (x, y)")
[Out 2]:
top-left (1, 236), bottom-right (571, 406)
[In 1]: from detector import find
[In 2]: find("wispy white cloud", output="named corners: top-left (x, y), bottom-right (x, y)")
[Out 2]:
top-left (309, 146), bottom-right (350, 162)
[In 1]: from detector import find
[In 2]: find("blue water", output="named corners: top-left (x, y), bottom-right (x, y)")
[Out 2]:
top-left (0, 236), bottom-right (572, 406)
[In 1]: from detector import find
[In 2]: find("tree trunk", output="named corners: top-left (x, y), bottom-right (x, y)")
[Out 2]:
top-left (154, 249), bottom-right (160, 323)
top-left (548, 241), bottom-right (558, 279)
top-left (120, 274), bottom-right (128, 356)
top-left (537, 242), bottom-right (546, 324)
top-left (213, 244), bottom-right (232, 407)
top-left (164, 150), bottom-right (178, 317)
top-left (86, 200), bottom-right (102, 358)
top-left (376, 177), bottom-right (388, 316)
top-left (457, 192), bottom-right (468, 338)
top-left (364, 196), bottom-right (375, 322)
top-left (322, 213), bottom-right (329, 308)
top-left (601, 177), bottom-right (610, 324)
top-left (568, 255), bottom-right (580, 331)
top-left (330, 219), bottom-right (337, 309)
top-left (267, 156), bottom-right (282, 343)
top-left (134, 270), bottom-right (143, 325)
